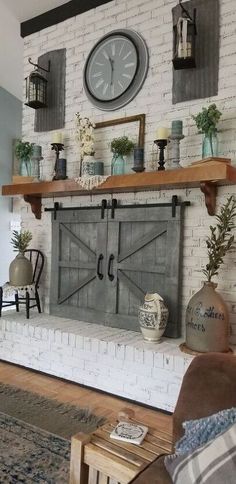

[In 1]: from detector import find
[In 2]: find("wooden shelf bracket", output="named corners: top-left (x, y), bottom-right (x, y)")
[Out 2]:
top-left (24, 195), bottom-right (42, 219)
top-left (200, 182), bottom-right (217, 216)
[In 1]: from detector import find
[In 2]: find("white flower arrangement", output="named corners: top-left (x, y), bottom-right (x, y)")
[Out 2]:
top-left (75, 112), bottom-right (96, 159)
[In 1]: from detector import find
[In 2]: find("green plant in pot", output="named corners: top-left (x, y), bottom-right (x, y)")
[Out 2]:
top-left (186, 196), bottom-right (236, 353)
top-left (9, 230), bottom-right (33, 286)
top-left (192, 104), bottom-right (222, 158)
top-left (15, 140), bottom-right (34, 176)
top-left (110, 136), bottom-right (135, 175)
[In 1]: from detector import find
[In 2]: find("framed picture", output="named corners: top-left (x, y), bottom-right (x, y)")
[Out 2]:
top-left (94, 114), bottom-right (145, 175)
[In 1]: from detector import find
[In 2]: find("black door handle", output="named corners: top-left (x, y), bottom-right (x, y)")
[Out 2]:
top-left (108, 254), bottom-right (115, 281)
top-left (97, 254), bottom-right (104, 280)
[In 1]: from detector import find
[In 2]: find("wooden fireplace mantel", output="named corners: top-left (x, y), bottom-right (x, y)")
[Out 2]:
top-left (2, 158), bottom-right (236, 219)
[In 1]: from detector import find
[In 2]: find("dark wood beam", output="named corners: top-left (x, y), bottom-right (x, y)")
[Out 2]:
top-left (21, 0), bottom-right (113, 38)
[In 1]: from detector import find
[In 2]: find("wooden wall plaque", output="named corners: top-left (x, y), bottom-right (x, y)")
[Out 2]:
top-left (172, 0), bottom-right (219, 104)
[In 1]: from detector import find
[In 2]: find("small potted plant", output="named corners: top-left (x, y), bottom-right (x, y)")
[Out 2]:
top-left (192, 103), bottom-right (222, 158)
top-left (9, 230), bottom-right (33, 286)
top-left (186, 196), bottom-right (236, 353)
top-left (110, 136), bottom-right (135, 175)
top-left (15, 140), bottom-right (34, 176)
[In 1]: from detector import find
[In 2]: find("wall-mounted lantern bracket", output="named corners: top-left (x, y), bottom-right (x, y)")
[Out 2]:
top-left (28, 57), bottom-right (50, 73)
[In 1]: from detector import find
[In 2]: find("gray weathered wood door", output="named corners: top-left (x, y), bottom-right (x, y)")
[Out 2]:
top-left (50, 208), bottom-right (108, 323)
top-left (105, 205), bottom-right (182, 336)
top-left (50, 204), bottom-right (183, 337)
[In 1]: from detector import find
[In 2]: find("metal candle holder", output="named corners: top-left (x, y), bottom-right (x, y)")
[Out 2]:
top-left (51, 143), bottom-right (64, 180)
top-left (154, 139), bottom-right (168, 171)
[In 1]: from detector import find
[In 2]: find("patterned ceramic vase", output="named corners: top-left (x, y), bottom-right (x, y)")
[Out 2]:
top-left (186, 281), bottom-right (229, 353)
top-left (82, 155), bottom-right (96, 176)
top-left (138, 293), bottom-right (169, 342)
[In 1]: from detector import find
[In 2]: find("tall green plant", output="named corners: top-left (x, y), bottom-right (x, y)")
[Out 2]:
top-left (202, 196), bottom-right (236, 282)
top-left (11, 230), bottom-right (32, 253)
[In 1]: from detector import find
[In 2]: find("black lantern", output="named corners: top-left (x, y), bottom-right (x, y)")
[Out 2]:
top-left (173, 2), bottom-right (197, 70)
top-left (25, 58), bottom-right (50, 109)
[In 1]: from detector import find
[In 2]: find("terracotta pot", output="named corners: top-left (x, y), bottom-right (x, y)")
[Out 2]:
top-left (9, 252), bottom-right (33, 286)
top-left (186, 281), bottom-right (229, 353)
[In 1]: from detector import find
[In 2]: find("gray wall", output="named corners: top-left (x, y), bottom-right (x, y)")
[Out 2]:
top-left (0, 87), bottom-right (22, 284)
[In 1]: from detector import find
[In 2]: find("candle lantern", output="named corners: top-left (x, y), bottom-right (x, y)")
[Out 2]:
top-left (173, 2), bottom-right (197, 70)
top-left (25, 57), bottom-right (50, 109)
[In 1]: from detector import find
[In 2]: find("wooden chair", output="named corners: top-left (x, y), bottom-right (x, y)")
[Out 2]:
top-left (0, 249), bottom-right (44, 319)
top-left (69, 409), bottom-right (172, 484)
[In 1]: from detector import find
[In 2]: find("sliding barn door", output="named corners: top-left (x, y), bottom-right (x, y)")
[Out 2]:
top-left (106, 205), bottom-right (183, 336)
top-left (50, 208), bottom-right (108, 322)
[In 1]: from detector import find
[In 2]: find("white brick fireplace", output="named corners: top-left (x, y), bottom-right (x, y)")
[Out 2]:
top-left (5, 0), bottom-right (236, 410)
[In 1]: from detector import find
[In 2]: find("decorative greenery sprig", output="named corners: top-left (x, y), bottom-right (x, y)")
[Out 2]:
top-left (192, 104), bottom-right (222, 136)
top-left (15, 140), bottom-right (34, 162)
top-left (202, 196), bottom-right (236, 282)
top-left (111, 136), bottom-right (135, 157)
top-left (11, 230), bottom-right (32, 253)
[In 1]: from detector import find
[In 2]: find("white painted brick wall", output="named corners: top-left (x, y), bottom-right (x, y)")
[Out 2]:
top-left (0, 311), bottom-right (194, 411)
top-left (14, 0), bottom-right (236, 345)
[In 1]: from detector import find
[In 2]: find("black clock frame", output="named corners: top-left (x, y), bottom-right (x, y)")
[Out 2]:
top-left (83, 29), bottom-right (149, 111)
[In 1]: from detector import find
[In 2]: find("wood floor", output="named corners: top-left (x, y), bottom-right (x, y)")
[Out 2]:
top-left (0, 361), bottom-right (172, 434)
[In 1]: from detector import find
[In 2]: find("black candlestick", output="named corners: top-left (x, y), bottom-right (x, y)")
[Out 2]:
top-left (154, 139), bottom-right (168, 171)
top-left (51, 143), bottom-right (64, 180)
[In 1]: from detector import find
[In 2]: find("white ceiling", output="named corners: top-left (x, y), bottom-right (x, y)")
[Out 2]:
top-left (1, 0), bottom-right (70, 23)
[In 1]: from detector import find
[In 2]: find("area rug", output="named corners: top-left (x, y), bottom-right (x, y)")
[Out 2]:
top-left (0, 383), bottom-right (105, 439)
top-left (0, 383), bottom-right (105, 483)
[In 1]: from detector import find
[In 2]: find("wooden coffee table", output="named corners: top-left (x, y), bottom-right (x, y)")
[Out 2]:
top-left (70, 416), bottom-right (172, 484)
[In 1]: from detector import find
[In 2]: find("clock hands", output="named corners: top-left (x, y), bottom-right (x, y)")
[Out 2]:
top-left (108, 56), bottom-right (114, 86)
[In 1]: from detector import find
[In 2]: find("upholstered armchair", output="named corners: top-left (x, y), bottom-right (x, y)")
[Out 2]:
top-left (132, 352), bottom-right (236, 484)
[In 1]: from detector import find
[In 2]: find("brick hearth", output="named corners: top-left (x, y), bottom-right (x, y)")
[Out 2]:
top-left (0, 311), bottom-right (194, 412)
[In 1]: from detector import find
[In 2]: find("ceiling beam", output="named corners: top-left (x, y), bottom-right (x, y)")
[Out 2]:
top-left (21, 0), bottom-right (113, 37)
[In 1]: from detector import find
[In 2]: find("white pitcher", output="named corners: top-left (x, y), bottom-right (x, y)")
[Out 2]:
top-left (138, 293), bottom-right (169, 342)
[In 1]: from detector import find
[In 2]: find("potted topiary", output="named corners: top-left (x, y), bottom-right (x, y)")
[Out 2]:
top-left (110, 136), bottom-right (135, 175)
top-left (9, 230), bottom-right (33, 286)
top-left (185, 196), bottom-right (236, 353)
top-left (192, 103), bottom-right (222, 158)
top-left (15, 140), bottom-right (34, 176)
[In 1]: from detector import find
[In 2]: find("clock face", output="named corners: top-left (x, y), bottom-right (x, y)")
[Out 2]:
top-left (83, 29), bottom-right (149, 111)
top-left (86, 35), bottom-right (138, 102)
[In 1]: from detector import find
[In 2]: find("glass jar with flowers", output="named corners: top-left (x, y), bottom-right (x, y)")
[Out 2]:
top-left (185, 196), bottom-right (236, 353)
top-left (110, 136), bottom-right (135, 175)
top-left (192, 103), bottom-right (222, 158)
top-left (15, 140), bottom-right (34, 176)
top-left (75, 113), bottom-right (96, 176)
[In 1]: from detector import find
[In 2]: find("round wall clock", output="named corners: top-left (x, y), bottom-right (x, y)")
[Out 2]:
top-left (83, 29), bottom-right (149, 111)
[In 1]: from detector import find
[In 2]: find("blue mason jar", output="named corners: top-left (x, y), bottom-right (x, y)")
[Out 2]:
top-left (112, 155), bottom-right (125, 175)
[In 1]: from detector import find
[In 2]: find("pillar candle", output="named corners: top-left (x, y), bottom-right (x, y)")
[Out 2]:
top-left (156, 127), bottom-right (169, 140)
top-left (52, 132), bottom-right (63, 144)
top-left (171, 120), bottom-right (183, 136)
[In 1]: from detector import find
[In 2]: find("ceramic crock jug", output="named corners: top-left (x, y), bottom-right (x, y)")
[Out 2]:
top-left (138, 293), bottom-right (169, 342)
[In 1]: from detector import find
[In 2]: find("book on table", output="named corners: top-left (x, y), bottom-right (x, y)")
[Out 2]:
top-left (110, 421), bottom-right (148, 445)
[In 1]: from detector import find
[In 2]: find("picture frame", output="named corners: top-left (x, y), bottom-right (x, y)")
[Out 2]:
top-left (95, 114), bottom-right (145, 148)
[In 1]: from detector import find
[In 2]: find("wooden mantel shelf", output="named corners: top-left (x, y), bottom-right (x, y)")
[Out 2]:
top-left (2, 159), bottom-right (236, 219)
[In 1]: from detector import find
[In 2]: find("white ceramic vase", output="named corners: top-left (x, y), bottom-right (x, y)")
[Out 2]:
top-left (138, 293), bottom-right (169, 342)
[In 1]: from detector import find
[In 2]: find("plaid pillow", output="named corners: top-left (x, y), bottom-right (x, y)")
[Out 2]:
top-left (165, 423), bottom-right (236, 484)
